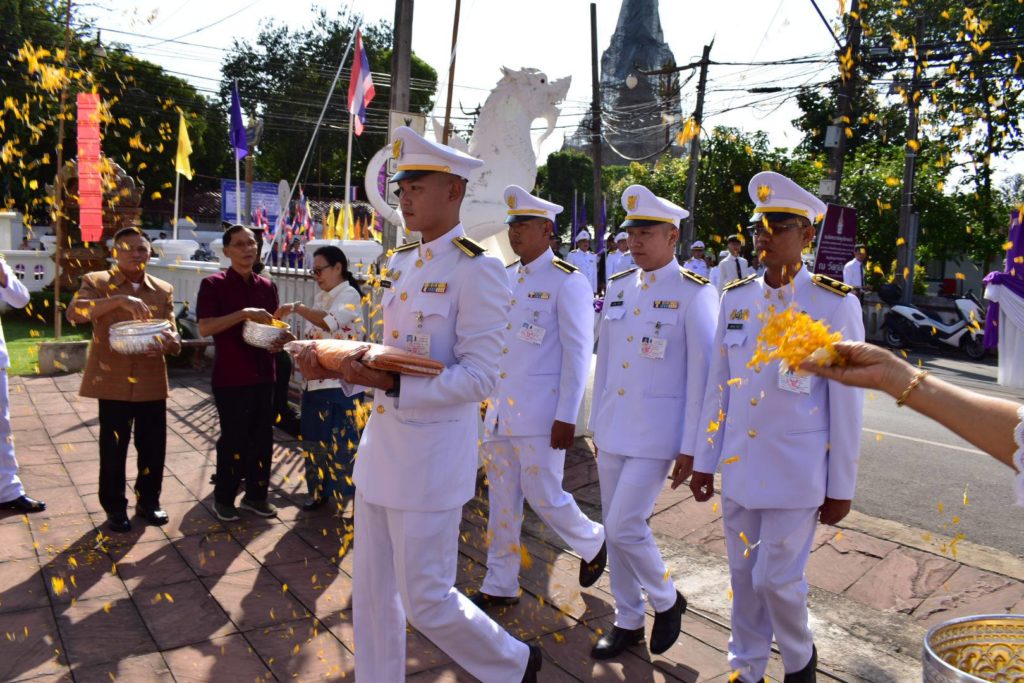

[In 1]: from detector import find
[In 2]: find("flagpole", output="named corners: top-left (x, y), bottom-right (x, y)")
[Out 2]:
top-left (344, 111), bottom-right (354, 241)
top-left (235, 156), bottom-right (242, 225)
top-left (172, 172), bottom-right (180, 240)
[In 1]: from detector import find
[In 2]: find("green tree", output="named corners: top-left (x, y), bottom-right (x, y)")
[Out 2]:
top-left (221, 10), bottom-right (437, 194)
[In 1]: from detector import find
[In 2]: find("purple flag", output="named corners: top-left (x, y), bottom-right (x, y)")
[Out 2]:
top-left (230, 81), bottom-right (248, 160)
top-left (597, 197), bottom-right (607, 254)
top-left (983, 208), bottom-right (1024, 349)
top-left (571, 192), bottom-right (578, 246)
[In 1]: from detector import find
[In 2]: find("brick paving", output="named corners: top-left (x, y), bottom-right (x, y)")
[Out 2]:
top-left (0, 369), bottom-right (1020, 682)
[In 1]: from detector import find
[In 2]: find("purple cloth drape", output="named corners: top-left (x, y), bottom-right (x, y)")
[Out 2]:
top-left (982, 210), bottom-right (1024, 349)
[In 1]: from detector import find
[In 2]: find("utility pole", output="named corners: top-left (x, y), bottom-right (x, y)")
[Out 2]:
top-left (441, 0), bottom-right (461, 144)
top-left (589, 3), bottom-right (603, 243)
top-left (682, 41), bottom-right (712, 248)
top-left (896, 18), bottom-right (925, 305)
top-left (389, 0), bottom-right (413, 113)
top-left (824, 3), bottom-right (863, 202)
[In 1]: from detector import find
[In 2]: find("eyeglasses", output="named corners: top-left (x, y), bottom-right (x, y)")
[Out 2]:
top-left (751, 222), bottom-right (804, 237)
top-left (310, 265), bottom-right (335, 276)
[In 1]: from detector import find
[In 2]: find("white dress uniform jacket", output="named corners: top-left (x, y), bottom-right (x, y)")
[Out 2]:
top-left (590, 262), bottom-right (719, 459)
top-left (484, 249), bottom-right (592, 437)
top-left (842, 257), bottom-right (864, 289)
top-left (710, 254), bottom-right (753, 293)
top-left (606, 250), bottom-right (635, 280)
top-left (683, 257), bottom-right (710, 279)
top-left (694, 266), bottom-right (865, 508)
top-left (352, 223), bottom-right (510, 511)
top-left (0, 260), bottom-right (31, 502)
top-left (566, 248), bottom-right (599, 294)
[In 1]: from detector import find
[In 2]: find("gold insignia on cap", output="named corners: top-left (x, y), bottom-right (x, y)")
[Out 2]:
top-left (506, 194), bottom-right (516, 209)
top-left (626, 194), bottom-right (638, 211)
top-left (757, 184), bottom-right (772, 202)
top-left (392, 138), bottom-right (403, 160)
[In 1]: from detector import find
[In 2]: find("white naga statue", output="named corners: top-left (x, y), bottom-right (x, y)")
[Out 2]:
top-left (364, 67), bottom-right (571, 260)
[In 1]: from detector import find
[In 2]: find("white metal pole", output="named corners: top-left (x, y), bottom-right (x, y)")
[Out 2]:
top-left (234, 156), bottom-right (242, 225)
top-left (344, 116), bottom-right (354, 240)
top-left (172, 172), bottom-right (180, 240)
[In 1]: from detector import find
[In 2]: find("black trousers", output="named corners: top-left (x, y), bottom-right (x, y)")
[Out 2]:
top-left (213, 383), bottom-right (274, 505)
top-left (97, 399), bottom-right (167, 515)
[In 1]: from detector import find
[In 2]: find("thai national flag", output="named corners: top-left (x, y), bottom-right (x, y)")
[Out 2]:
top-left (347, 30), bottom-right (376, 136)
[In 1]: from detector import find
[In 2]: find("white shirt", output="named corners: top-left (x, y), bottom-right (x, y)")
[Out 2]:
top-left (842, 258), bottom-right (865, 288)
top-left (606, 250), bottom-right (635, 279)
top-left (301, 280), bottom-right (365, 391)
top-left (351, 223), bottom-right (511, 511)
top-left (483, 249), bottom-right (592, 438)
top-left (710, 254), bottom-right (753, 293)
top-left (589, 260), bottom-right (718, 459)
top-left (0, 262), bottom-right (30, 370)
top-left (694, 266), bottom-right (865, 509)
top-left (683, 257), bottom-right (710, 278)
top-left (566, 249), bottom-right (599, 294)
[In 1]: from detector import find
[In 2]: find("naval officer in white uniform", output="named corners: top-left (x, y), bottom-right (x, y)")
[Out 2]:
top-left (682, 240), bottom-right (711, 278)
top-left (566, 229), bottom-right (599, 294)
top-left (588, 184), bottom-right (718, 659)
top-left (335, 127), bottom-right (541, 682)
top-left (473, 185), bottom-right (607, 610)
top-left (605, 231), bottom-right (635, 278)
top-left (687, 171), bottom-right (864, 683)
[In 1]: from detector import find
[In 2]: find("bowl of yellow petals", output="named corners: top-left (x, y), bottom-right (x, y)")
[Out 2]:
top-left (242, 318), bottom-right (291, 349)
top-left (747, 305), bottom-right (842, 373)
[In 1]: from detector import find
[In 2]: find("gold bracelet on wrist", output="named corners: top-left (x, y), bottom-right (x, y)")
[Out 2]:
top-left (896, 369), bottom-right (928, 407)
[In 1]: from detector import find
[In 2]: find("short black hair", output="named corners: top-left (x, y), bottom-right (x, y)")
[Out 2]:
top-left (855, 243), bottom-right (866, 250)
top-left (113, 227), bottom-right (149, 243)
top-left (222, 224), bottom-right (252, 247)
top-left (727, 234), bottom-right (742, 244)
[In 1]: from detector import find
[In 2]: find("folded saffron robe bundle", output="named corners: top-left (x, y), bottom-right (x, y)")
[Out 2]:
top-left (284, 339), bottom-right (445, 379)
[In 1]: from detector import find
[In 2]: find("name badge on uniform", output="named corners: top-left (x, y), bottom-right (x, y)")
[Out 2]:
top-left (609, 300), bottom-right (624, 307)
top-left (639, 336), bottom-right (667, 360)
top-left (727, 322), bottom-right (744, 330)
top-left (421, 282), bottom-right (447, 294)
top-left (653, 300), bottom-right (679, 309)
top-left (380, 280), bottom-right (393, 289)
top-left (405, 333), bottom-right (431, 357)
top-left (517, 321), bottom-right (546, 345)
top-left (527, 291), bottom-right (550, 300)
top-left (777, 367), bottom-right (811, 395)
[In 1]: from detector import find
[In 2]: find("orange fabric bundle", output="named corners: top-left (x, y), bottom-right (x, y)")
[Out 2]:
top-left (285, 339), bottom-right (445, 378)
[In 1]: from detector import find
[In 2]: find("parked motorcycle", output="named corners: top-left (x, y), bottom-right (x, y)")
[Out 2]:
top-left (878, 284), bottom-right (986, 360)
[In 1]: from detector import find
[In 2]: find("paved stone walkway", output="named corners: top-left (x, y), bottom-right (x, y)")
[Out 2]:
top-left (0, 370), bottom-right (1020, 682)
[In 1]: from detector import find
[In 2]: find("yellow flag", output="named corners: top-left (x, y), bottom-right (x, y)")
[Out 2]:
top-left (325, 205), bottom-right (337, 240)
top-left (175, 112), bottom-right (193, 180)
top-left (345, 203), bottom-right (355, 240)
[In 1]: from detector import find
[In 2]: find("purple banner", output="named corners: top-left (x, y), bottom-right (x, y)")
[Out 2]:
top-left (813, 204), bottom-right (858, 279)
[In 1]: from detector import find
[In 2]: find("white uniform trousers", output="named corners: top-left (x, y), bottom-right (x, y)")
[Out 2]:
top-left (480, 436), bottom-right (605, 597)
top-left (352, 492), bottom-right (529, 682)
top-left (597, 450), bottom-right (677, 630)
top-left (0, 370), bottom-right (25, 502)
top-left (722, 497), bottom-right (817, 681)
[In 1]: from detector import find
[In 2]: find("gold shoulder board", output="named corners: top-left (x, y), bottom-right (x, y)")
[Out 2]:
top-left (453, 236), bottom-right (486, 257)
top-left (812, 274), bottom-right (852, 296)
top-left (552, 258), bottom-right (577, 274)
top-left (608, 267), bottom-right (638, 282)
top-left (392, 241), bottom-right (420, 254)
top-left (680, 268), bottom-right (710, 286)
top-left (723, 273), bottom-right (757, 292)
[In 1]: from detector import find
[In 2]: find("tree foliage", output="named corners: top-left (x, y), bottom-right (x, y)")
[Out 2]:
top-left (221, 11), bottom-right (437, 193)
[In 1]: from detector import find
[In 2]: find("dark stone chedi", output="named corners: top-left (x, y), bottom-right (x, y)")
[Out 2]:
top-left (568, 0), bottom-right (682, 164)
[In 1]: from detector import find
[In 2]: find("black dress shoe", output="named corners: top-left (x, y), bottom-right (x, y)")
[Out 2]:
top-left (0, 495), bottom-right (46, 512)
top-left (302, 497), bottom-right (327, 512)
top-left (650, 590), bottom-right (687, 654)
top-left (590, 625), bottom-right (645, 659)
top-left (521, 643), bottom-right (542, 683)
top-left (135, 505), bottom-right (169, 526)
top-left (106, 515), bottom-right (132, 533)
top-left (469, 591), bottom-right (519, 610)
top-left (579, 541), bottom-right (606, 587)
top-left (784, 645), bottom-right (817, 683)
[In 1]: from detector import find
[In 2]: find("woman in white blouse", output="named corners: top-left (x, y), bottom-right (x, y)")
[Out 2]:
top-left (275, 246), bottom-right (366, 512)
top-left (801, 341), bottom-right (1023, 506)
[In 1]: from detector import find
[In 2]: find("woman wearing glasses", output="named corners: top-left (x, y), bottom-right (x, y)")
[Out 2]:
top-left (275, 246), bottom-right (365, 512)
